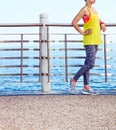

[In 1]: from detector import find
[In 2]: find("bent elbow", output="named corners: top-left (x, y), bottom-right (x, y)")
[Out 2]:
top-left (71, 21), bottom-right (76, 27)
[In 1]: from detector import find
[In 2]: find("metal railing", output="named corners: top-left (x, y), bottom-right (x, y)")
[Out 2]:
top-left (0, 33), bottom-right (40, 81)
top-left (49, 32), bottom-right (115, 81)
top-left (0, 21), bottom-right (116, 92)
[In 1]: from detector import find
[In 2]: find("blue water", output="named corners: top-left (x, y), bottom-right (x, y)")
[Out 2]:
top-left (0, 42), bottom-right (116, 95)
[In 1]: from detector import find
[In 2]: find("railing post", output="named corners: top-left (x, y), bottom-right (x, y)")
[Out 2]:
top-left (20, 34), bottom-right (23, 82)
top-left (64, 34), bottom-right (68, 82)
top-left (39, 13), bottom-right (51, 92)
top-left (103, 34), bottom-right (108, 82)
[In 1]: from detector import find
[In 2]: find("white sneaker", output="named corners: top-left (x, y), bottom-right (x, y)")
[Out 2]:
top-left (82, 88), bottom-right (99, 95)
top-left (69, 78), bottom-right (76, 93)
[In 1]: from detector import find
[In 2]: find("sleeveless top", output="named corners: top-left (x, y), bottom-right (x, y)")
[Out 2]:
top-left (83, 6), bottom-right (102, 46)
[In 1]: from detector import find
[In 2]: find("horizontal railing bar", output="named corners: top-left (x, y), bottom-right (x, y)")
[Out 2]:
top-left (46, 23), bottom-right (116, 27)
top-left (0, 23), bottom-right (115, 28)
top-left (89, 73), bottom-right (114, 76)
top-left (0, 57), bottom-right (40, 59)
top-left (0, 74), bottom-right (50, 77)
top-left (0, 48), bottom-right (40, 51)
top-left (0, 65), bottom-right (40, 68)
top-left (51, 40), bottom-right (83, 43)
top-left (0, 65), bottom-right (28, 68)
top-left (33, 49), bottom-right (40, 51)
top-left (49, 74), bottom-right (82, 76)
top-left (59, 48), bottom-right (85, 51)
top-left (56, 48), bottom-right (103, 51)
top-left (0, 48), bottom-right (29, 51)
top-left (51, 56), bottom-right (113, 60)
top-left (0, 23), bottom-right (73, 28)
top-left (51, 65), bottom-right (112, 68)
top-left (0, 74), bottom-right (28, 76)
top-left (0, 82), bottom-right (40, 83)
top-left (33, 57), bottom-right (40, 59)
top-left (0, 57), bottom-right (29, 59)
top-left (33, 40), bottom-right (40, 43)
top-left (50, 56), bottom-right (104, 59)
top-left (33, 65), bottom-right (40, 67)
top-left (0, 23), bottom-right (43, 27)
top-left (50, 56), bottom-right (85, 59)
top-left (50, 73), bottom-right (114, 77)
top-left (0, 40), bottom-right (85, 43)
top-left (0, 33), bottom-right (39, 35)
top-left (50, 48), bottom-right (84, 51)
top-left (0, 40), bottom-right (29, 43)
top-left (0, 39), bottom-right (39, 44)
top-left (32, 40), bottom-right (83, 43)
top-left (0, 57), bottom-right (41, 60)
top-left (0, 73), bottom-right (40, 76)
top-left (0, 40), bottom-right (40, 43)
top-left (0, 56), bottom-right (113, 60)
top-left (33, 74), bottom-right (40, 76)
top-left (0, 48), bottom-right (111, 52)
top-left (0, 40), bottom-right (41, 43)
top-left (50, 48), bottom-right (112, 52)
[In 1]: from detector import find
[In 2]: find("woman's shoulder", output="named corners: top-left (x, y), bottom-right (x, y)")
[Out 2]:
top-left (80, 6), bottom-right (90, 16)
top-left (80, 6), bottom-right (89, 13)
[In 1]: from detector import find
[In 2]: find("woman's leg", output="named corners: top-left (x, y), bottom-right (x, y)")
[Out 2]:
top-left (70, 45), bottom-right (99, 94)
top-left (73, 45), bottom-right (98, 82)
top-left (83, 45), bottom-right (98, 87)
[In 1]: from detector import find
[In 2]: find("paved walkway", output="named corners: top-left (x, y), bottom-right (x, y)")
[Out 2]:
top-left (0, 95), bottom-right (115, 130)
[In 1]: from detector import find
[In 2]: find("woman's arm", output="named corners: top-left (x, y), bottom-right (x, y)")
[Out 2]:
top-left (100, 20), bottom-right (106, 32)
top-left (72, 7), bottom-right (92, 35)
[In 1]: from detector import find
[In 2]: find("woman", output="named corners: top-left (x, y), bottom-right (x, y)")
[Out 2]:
top-left (70, 0), bottom-right (106, 95)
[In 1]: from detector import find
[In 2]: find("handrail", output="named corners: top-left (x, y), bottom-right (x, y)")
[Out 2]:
top-left (0, 23), bottom-right (42, 27)
top-left (0, 23), bottom-right (116, 27)
top-left (0, 22), bottom-right (115, 93)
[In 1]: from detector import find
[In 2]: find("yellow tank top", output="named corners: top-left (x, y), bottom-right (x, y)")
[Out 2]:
top-left (83, 6), bottom-right (102, 46)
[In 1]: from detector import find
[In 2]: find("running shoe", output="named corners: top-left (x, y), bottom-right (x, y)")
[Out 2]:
top-left (82, 87), bottom-right (99, 95)
top-left (69, 78), bottom-right (76, 93)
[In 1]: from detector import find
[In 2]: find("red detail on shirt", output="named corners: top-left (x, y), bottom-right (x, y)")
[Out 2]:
top-left (83, 14), bottom-right (90, 23)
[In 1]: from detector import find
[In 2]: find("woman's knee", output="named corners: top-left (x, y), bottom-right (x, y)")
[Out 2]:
top-left (87, 62), bottom-right (95, 69)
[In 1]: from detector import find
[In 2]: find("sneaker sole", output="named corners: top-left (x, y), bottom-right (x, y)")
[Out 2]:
top-left (82, 91), bottom-right (99, 95)
top-left (82, 91), bottom-right (91, 95)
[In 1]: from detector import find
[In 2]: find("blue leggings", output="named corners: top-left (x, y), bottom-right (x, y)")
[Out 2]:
top-left (73, 45), bottom-right (98, 85)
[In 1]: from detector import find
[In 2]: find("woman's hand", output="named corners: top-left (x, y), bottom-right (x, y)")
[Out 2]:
top-left (83, 29), bottom-right (92, 35)
top-left (101, 24), bottom-right (106, 32)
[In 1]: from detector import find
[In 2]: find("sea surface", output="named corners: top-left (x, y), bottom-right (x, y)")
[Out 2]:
top-left (0, 42), bottom-right (116, 95)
